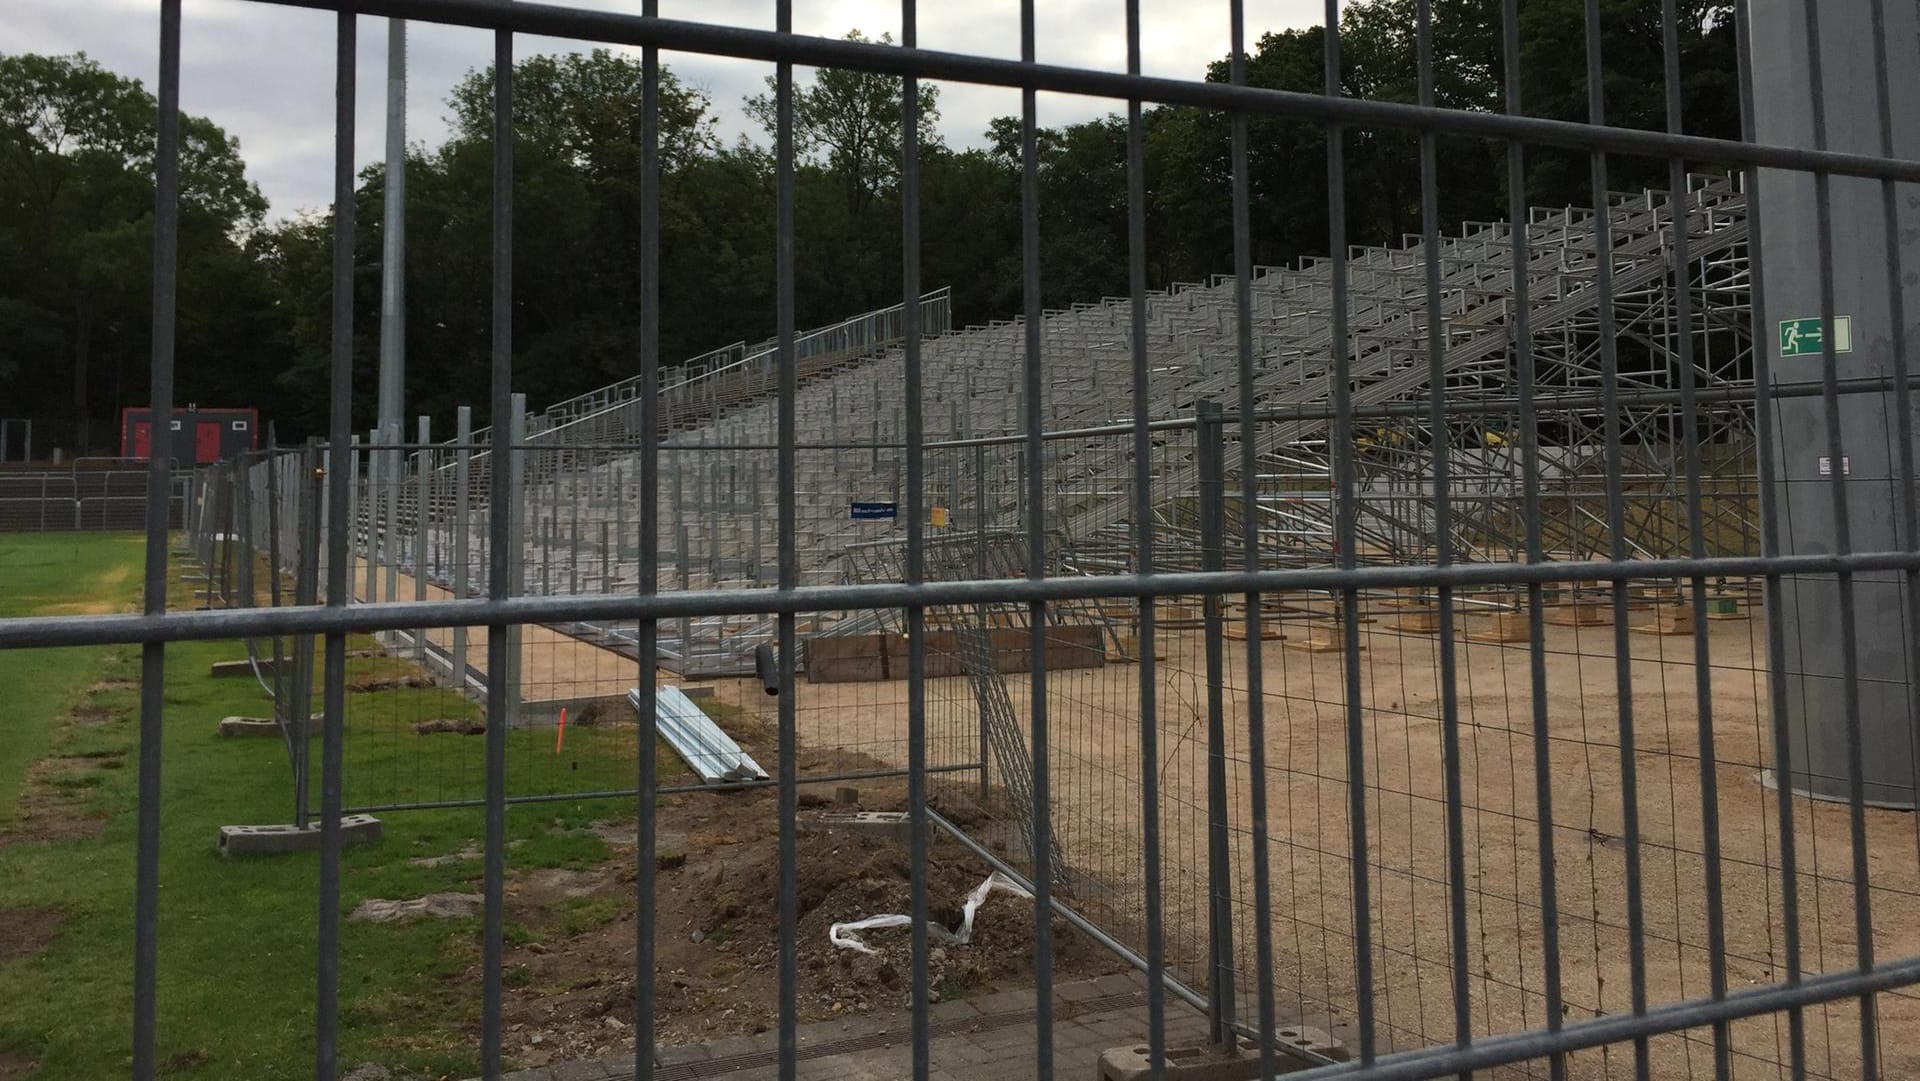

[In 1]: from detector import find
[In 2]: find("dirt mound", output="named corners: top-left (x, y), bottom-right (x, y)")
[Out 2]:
top-left (487, 783), bottom-right (1122, 1068)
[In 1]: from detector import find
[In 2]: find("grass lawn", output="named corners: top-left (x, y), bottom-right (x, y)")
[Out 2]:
top-left (0, 533), bottom-right (145, 821)
top-left (0, 532), bottom-right (668, 1080)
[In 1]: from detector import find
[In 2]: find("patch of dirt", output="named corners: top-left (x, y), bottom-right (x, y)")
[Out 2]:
top-left (0, 756), bottom-right (107, 848)
top-left (0, 1049), bottom-right (38, 1080)
top-left (484, 769), bottom-right (1121, 1069)
top-left (0, 905), bottom-right (62, 964)
top-left (67, 704), bottom-right (117, 727)
top-left (85, 679), bottom-right (139, 694)
top-left (414, 718), bottom-right (485, 735)
top-left (352, 673), bottom-right (435, 692)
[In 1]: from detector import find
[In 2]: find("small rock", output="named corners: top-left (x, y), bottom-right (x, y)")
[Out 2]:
top-left (690, 929), bottom-right (706, 944)
top-left (529, 1033), bottom-right (544, 1046)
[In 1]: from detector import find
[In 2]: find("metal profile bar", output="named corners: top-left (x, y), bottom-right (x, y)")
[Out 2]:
top-left (900, 3), bottom-right (932, 1077)
top-left (132, 4), bottom-right (182, 1076)
top-left (1278, 956), bottom-right (1920, 1081)
top-left (481, 20), bottom-right (513, 1078)
top-left (1731, 2), bottom-right (1803, 1069)
top-left (773, 5), bottom-right (799, 1076)
top-left (1659, 3), bottom-right (1731, 1076)
top-left (24, 550), bottom-right (1920, 651)
top-left (1323, 0), bottom-right (1377, 1063)
top-left (315, 11), bottom-right (357, 1079)
top-left (1416, 2), bottom-right (1471, 1071)
top-left (334, 764), bottom-right (984, 815)
top-left (1019, 4), bottom-right (1055, 1074)
top-left (1801, 2), bottom-right (1881, 1069)
top-left (1198, 400), bottom-right (1233, 1046)
top-left (1123, 1), bottom-right (1166, 1073)
top-left (234, 0), bottom-right (1920, 184)
top-left (632, 2), bottom-right (661, 1076)
top-left (1228, 4), bottom-right (1277, 1067)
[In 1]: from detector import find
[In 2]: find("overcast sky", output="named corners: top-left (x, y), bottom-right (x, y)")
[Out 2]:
top-left (10, 0), bottom-right (1323, 220)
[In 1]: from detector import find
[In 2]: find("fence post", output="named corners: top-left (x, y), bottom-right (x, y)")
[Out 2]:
top-left (674, 455), bottom-right (690, 656)
top-left (265, 448), bottom-right (288, 768)
top-left (504, 394), bottom-right (526, 728)
top-left (1197, 399), bottom-right (1236, 1047)
top-left (415, 415), bottom-right (430, 666)
top-left (383, 422), bottom-right (401, 617)
top-left (292, 439), bottom-right (323, 829)
top-left (975, 441), bottom-right (991, 802)
top-left (454, 406), bottom-right (472, 693)
top-left (359, 431), bottom-right (375, 604)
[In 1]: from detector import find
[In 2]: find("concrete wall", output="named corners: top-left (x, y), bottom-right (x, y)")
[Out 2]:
top-left (1751, 0), bottom-right (1920, 804)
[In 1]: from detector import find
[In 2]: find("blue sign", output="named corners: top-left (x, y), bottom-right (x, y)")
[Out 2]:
top-left (850, 501), bottom-right (898, 521)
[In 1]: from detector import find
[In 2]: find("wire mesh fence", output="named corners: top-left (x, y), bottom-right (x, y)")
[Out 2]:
top-left (7, 0), bottom-right (1920, 1079)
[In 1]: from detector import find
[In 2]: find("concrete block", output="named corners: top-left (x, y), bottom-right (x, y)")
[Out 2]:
top-left (1545, 603), bottom-right (1611, 627)
top-left (1706, 594), bottom-right (1748, 620)
top-left (1635, 605), bottom-right (1697, 636)
top-left (1096, 1025), bottom-right (1345, 1080)
top-left (1467, 611), bottom-right (1529, 644)
top-left (209, 659), bottom-right (265, 678)
top-left (217, 716), bottom-right (280, 738)
top-left (218, 814), bottom-right (382, 856)
top-left (1282, 630), bottom-right (1347, 654)
top-left (1389, 608), bottom-right (1441, 634)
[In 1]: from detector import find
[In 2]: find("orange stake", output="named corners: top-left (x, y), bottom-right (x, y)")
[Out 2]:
top-left (554, 706), bottom-right (568, 754)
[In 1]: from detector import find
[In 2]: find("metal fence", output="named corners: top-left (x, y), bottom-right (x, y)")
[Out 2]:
top-left (5, 0), bottom-right (1920, 1079)
top-left (0, 464), bottom-right (188, 532)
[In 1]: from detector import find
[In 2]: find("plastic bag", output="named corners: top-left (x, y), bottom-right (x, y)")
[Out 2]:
top-left (828, 871), bottom-right (1034, 955)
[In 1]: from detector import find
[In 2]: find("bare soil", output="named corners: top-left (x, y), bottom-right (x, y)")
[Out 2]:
top-left (697, 598), bottom-right (1920, 1080)
top-left (487, 769), bottom-right (1120, 1070)
top-left (0, 1050), bottom-right (37, 1081)
top-left (0, 905), bottom-right (60, 965)
top-left (0, 755), bottom-right (109, 849)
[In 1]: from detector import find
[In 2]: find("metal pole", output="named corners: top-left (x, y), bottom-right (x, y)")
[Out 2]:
top-left (454, 406), bottom-right (472, 690)
top-left (384, 423), bottom-right (401, 614)
top-left (974, 441), bottom-right (990, 802)
top-left (1196, 399), bottom-right (1235, 1046)
top-left (415, 415), bottom-right (430, 665)
top-left (506, 394), bottom-right (527, 730)
top-left (133, 7), bottom-right (180, 1071)
top-left (293, 440), bottom-right (322, 831)
top-left (363, 429), bottom-right (378, 604)
top-left (377, 19), bottom-right (407, 465)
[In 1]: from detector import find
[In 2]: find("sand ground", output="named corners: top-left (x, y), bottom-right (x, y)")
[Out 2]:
top-left (700, 596), bottom-right (1920, 1081)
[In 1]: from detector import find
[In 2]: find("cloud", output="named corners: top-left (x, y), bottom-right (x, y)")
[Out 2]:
top-left (9, 0), bottom-right (1318, 219)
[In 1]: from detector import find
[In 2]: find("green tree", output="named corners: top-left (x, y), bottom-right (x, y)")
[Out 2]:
top-left (0, 51), bottom-right (265, 452)
top-left (745, 31), bottom-right (942, 222)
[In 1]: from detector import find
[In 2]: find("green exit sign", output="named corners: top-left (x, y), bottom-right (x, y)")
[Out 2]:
top-left (1779, 316), bottom-right (1853, 357)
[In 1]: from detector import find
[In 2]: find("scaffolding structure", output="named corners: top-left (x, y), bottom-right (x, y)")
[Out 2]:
top-left (386, 172), bottom-right (1752, 673)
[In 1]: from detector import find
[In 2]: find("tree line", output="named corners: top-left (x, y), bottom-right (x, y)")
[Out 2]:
top-left (0, 1), bottom-right (1738, 452)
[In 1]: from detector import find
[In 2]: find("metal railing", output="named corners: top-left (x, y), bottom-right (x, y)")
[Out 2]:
top-left (4, 2), bottom-right (1919, 1081)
